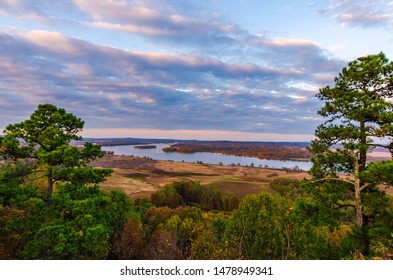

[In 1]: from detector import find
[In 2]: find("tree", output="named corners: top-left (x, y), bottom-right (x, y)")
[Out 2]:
top-left (111, 216), bottom-right (144, 260)
top-left (0, 104), bottom-right (136, 260)
top-left (150, 185), bottom-right (184, 208)
top-left (0, 104), bottom-right (111, 203)
top-left (308, 53), bottom-right (393, 252)
top-left (21, 185), bottom-right (133, 259)
top-left (224, 194), bottom-right (286, 259)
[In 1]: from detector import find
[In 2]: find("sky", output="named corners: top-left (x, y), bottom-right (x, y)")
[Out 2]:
top-left (0, 0), bottom-right (392, 141)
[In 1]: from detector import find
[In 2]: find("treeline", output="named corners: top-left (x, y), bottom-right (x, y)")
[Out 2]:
top-left (162, 142), bottom-right (311, 161)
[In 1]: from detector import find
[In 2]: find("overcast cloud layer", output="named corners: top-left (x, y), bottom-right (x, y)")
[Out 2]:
top-left (0, 0), bottom-right (392, 140)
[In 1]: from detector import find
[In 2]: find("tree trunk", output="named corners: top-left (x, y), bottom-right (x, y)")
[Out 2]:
top-left (354, 156), bottom-right (363, 227)
top-left (359, 119), bottom-right (368, 183)
top-left (354, 182), bottom-right (363, 227)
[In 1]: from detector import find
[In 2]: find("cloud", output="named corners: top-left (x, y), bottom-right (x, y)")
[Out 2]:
top-left (73, 0), bottom-right (242, 40)
top-left (316, 0), bottom-right (393, 28)
top-left (0, 0), bottom-right (86, 23)
top-left (0, 1), bottom-right (348, 138)
top-left (22, 30), bottom-right (81, 55)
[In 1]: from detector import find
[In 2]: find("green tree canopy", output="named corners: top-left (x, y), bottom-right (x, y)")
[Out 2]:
top-left (0, 104), bottom-right (111, 202)
top-left (307, 52), bottom-right (393, 255)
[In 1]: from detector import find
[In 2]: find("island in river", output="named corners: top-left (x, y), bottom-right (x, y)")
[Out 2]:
top-left (162, 141), bottom-right (311, 161)
top-left (134, 145), bottom-right (157, 149)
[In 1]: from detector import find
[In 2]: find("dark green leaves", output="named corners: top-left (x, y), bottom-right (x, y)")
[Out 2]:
top-left (310, 52), bottom-right (393, 178)
top-left (0, 104), bottom-right (111, 200)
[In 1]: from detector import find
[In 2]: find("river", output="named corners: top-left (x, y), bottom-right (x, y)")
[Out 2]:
top-left (101, 143), bottom-right (313, 170)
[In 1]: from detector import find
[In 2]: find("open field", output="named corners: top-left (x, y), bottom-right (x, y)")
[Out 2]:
top-left (90, 154), bottom-right (393, 199)
top-left (90, 154), bottom-right (310, 199)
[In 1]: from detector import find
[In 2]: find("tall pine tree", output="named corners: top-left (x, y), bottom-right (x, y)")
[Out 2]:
top-left (0, 104), bottom-right (111, 203)
top-left (309, 52), bottom-right (393, 227)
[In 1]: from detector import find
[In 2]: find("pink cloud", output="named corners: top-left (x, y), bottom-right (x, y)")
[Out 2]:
top-left (22, 30), bottom-right (81, 55)
top-left (73, 0), bottom-right (240, 38)
top-left (335, 12), bottom-right (391, 27)
top-left (87, 21), bottom-right (176, 36)
top-left (73, 0), bottom-right (160, 23)
top-left (248, 36), bottom-right (319, 48)
top-left (318, 0), bottom-right (393, 28)
top-left (1, 0), bottom-right (22, 9)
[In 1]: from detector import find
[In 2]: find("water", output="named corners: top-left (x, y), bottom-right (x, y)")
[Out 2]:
top-left (102, 143), bottom-right (312, 170)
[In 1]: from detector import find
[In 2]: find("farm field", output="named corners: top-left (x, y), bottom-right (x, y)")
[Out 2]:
top-left (90, 154), bottom-right (310, 199)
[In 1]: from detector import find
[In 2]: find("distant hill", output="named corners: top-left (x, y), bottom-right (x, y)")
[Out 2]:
top-left (73, 137), bottom-right (310, 147)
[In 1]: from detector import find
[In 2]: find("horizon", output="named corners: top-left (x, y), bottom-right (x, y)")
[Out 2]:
top-left (1, 1), bottom-right (392, 141)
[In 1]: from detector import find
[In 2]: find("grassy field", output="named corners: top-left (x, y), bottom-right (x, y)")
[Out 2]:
top-left (90, 154), bottom-right (310, 199)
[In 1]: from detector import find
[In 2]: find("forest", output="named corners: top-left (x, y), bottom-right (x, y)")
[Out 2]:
top-left (0, 53), bottom-right (392, 259)
top-left (162, 141), bottom-right (311, 161)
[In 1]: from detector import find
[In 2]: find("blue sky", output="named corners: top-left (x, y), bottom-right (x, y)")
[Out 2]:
top-left (0, 0), bottom-right (392, 141)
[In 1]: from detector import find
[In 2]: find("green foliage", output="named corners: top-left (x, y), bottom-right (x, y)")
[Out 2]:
top-left (1, 104), bottom-right (84, 162)
top-left (150, 180), bottom-right (240, 211)
top-left (224, 194), bottom-right (286, 259)
top-left (142, 206), bottom-right (176, 236)
top-left (19, 184), bottom-right (133, 259)
top-left (222, 192), bottom-right (240, 211)
top-left (0, 163), bottom-right (38, 206)
top-left (270, 178), bottom-right (301, 198)
top-left (0, 205), bottom-right (26, 259)
top-left (141, 205), bottom-right (210, 259)
top-left (0, 195), bottom-right (46, 259)
top-left (190, 212), bottom-right (230, 260)
top-left (0, 104), bottom-right (111, 202)
top-left (362, 161), bottom-right (393, 186)
top-left (310, 52), bottom-right (393, 177)
top-left (0, 104), bottom-right (135, 259)
top-left (0, 161), bottom-right (33, 186)
top-left (0, 164), bottom-right (132, 260)
top-left (150, 185), bottom-right (184, 208)
top-left (173, 180), bottom-right (204, 203)
top-left (223, 193), bottom-right (367, 259)
top-left (363, 193), bottom-right (393, 258)
top-left (306, 52), bottom-right (393, 256)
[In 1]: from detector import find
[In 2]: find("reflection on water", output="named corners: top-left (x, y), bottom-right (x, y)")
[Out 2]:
top-left (102, 144), bottom-right (312, 171)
